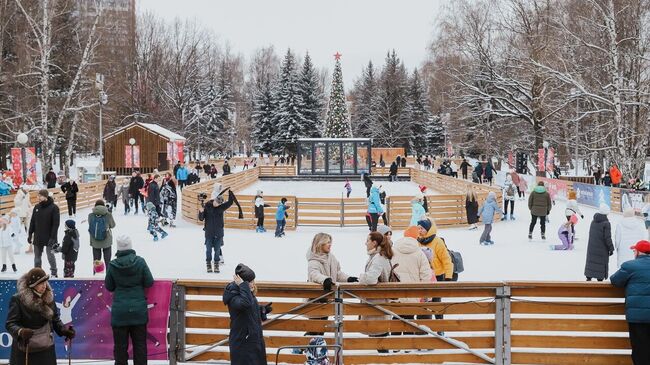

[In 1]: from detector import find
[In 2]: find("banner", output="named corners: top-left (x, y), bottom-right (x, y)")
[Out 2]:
top-left (125, 145), bottom-right (140, 168)
top-left (546, 147), bottom-right (555, 173)
top-left (0, 280), bottom-right (171, 360)
top-left (537, 177), bottom-right (568, 201)
top-left (620, 189), bottom-right (650, 213)
top-left (537, 149), bottom-right (545, 172)
top-left (507, 151), bottom-right (514, 169)
top-left (573, 182), bottom-right (611, 209)
top-left (166, 141), bottom-right (185, 165)
top-left (10, 147), bottom-right (37, 187)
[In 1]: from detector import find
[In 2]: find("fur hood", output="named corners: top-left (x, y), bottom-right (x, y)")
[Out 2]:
top-left (16, 274), bottom-right (54, 320)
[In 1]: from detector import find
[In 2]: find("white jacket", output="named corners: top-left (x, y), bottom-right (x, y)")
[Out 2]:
top-left (0, 228), bottom-right (12, 248)
top-left (13, 189), bottom-right (32, 218)
top-left (615, 217), bottom-right (647, 268)
top-left (359, 250), bottom-right (391, 285)
top-left (565, 200), bottom-right (583, 218)
top-left (392, 237), bottom-right (432, 283)
top-left (503, 178), bottom-right (516, 201)
top-left (306, 250), bottom-right (349, 284)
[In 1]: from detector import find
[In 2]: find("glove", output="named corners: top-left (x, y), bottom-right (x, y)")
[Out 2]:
top-left (19, 328), bottom-right (34, 341)
top-left (27, 236), bottom-right (32, 244)
top-left (62, 326), bottom-right (75, 340)
top-left (581, 215), bottom-right (584, 219)
top-left (322, 278), bottom-right (333, 291)
top-left (264, 303), bottom-right (273, 314)
top-left (609, 250), bottom-right (614, 256)
top-left (347, 276), bottom-right (359, 283)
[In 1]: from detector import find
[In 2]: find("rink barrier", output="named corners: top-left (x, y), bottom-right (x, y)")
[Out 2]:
top-left (169, 280), bottom-right (630, 365)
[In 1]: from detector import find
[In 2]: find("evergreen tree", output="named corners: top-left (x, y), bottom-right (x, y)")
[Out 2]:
top-left (405, 69), bottom-right (435, 155)
top-left (375, 50), bottom-right (410, 147)
top-left (325, 53), bottom-right (351, 138)
top-left (251, 79), bottom-right (278, 154)
top-left (350, 61), bottom-right (379, 138)
top-left (274, 49), bottom-right (304, 153)
top-left (298, 52), bottom-right (324, 138)
top-left (425, 115), bottom-right (445, 156)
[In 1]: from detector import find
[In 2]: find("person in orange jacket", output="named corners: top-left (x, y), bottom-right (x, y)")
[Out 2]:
top-left (610, 164), bottom-right (622, 187)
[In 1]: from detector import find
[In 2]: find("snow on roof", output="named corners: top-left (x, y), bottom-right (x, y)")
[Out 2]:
top-left (140, 123), bottom-right (186, 141)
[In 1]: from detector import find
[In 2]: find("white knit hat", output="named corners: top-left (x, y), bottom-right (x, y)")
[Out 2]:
top-left (598, 203), bottom-right (611, 215)
top-left (116, 235), bottom-right (133, 251)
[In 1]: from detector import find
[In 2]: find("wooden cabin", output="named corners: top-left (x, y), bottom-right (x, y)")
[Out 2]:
top-left (103, 122), bottom-right (186, 175)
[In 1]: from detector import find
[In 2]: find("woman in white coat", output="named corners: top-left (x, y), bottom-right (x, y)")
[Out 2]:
top-left (615, 208), bottom-right (647, 268)
top-left (13, 187), bottom-right (32, 253)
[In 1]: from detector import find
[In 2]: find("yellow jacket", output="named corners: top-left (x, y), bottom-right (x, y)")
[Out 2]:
top-left (417, 221), bottom-right (453, 278)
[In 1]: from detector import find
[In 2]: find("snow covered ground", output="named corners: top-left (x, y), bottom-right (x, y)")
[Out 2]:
top-left (240, 180), bottom-right (425, 198)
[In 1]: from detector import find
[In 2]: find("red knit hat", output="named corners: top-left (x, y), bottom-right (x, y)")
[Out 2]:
top-left (419, 185), bottom-right (427, 193)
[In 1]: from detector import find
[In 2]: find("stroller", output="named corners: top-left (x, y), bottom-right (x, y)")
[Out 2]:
top-left (277, 337), bottom-right (339, 365)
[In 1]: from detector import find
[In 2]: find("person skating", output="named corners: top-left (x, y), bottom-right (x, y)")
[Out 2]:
top-left (128, 171), bottom-right (145, 215)
top-left (474, 162), bottom-right (484, 184)
top-left (610, 164), bottom-right (622, 187)
top-left (478, 192), bottom-right (500, 245)
top-left (176, 163), bottom-right (188, 191)
top-left (484, 160), bottom-right (494, 185)
top-left (173, 161), bottom-right (181, 177)
top-left (389, 161), bottom-right (398, 182)
top-left (223, 264), bottom-right (271, 365)
top-left (344, 179), bottom-right (352, 198)
top-left (198, 183), bottom-right (235, 273)
top-left (5, 267), bottom-right (75, 365)
top-left (44, 168), bottom-right (57, 188)
top-left (88, 200), bottom-right (116, 273)
top-left (367, 185), bottom-right (384, 232)
top-left (460, 158), bottom-right (470, 180)
top-left (118, 180), bottom-right (130, 215)
top-left (610, 240), bottom-right (650, 365)
top-left (642, 196), bottom-right (650, 239)
top-left (105, 236), bottom-right (154, 365)
top-left (410, 194), bottom-right (426, 226)
top-left (145, 202), bottom-right (168, 242)
top-left (274, 198), bottom-right (290, 237)
top-left (603, 171), bottom-right (612, 187)
top-left (502, 173), bottom-right (517, 220)
top-left (28, 190), bottom-right (60, 277)
top-left (584, 204), bottom-right (614, 281)
top-left (60, 178), bottom-right (79, 218)
top-left (9, 209), bottom-right (27, 255)
top-left (103, 176), bottom-right (118, 213)
top-left (254, 191), bottom-right (270, 233)
top-left (222, 160), bottom-right (231, 176)
top-left (528, 181), bottom-right (552, 240)
top-left (615, 208), bottom-right (647, 268)
top-left (565, 191), bottom-right (584, 239)
top-left (60, 220), bottom-right (79, 278)
top-left (465, 187), bottom-right (479, 230)
top-left (0, 217), bottom-right (16, 273)
top-left (160, 173), bottom-right (178, 227)
top-left (14, 186), bottom-right (33, 253)
top-left (146, 174), bottom-right (161, 216)
top-left (551, 215), bottom-right (577, 251)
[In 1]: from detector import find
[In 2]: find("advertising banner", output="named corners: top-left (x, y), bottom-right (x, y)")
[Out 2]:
top-left (537, 149), bottom-right (545, 172)
top-left (0, 280), bottom-right (171, 360)
top-left (125, 145), bottom-right (140, 168)
top-left (620, 189), bottom-right (650, 213)
top-left (546, 148), bottom-right (555, 173)
top-left (166, 141), bottom-right (185, 165)
top-left (573, 182), bottom-right (611, 209)
top-left (537, 177), bottom-right (568, 201)
top-left (10, 147), bottom-right (37, 187)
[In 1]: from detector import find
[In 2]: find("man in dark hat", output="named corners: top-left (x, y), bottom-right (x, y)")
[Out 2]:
top-left (28, 190), bottom-right (60, 277)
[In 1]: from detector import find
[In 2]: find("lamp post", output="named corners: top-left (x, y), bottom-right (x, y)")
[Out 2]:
top-left (570, 88), bottom-right (580, 177)
top-left (17, 133), bottom-right (28, 184)
top-left (543, 140), bottom-right (550, 178)
top-left (129, 137), bottom-right (136, 172)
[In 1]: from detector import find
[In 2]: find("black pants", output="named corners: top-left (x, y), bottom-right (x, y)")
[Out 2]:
top-left (113, 324), bottom-right (147, 365)
top-left (179, 179), bottom-right (186, 191)
top-left (529, 215), bottom-right (546, 234)
top-left (517, 186), bottom-right (523, 198)
top-left (586, 277), bottom-right (604, 282)
top-left (381, 213), bottom-right (388, 225)
top-left (369, 213), bottom-right (380, 231)
top-left (66, 198), bottom-right (76, 216)
top-left (504, 200), bottom-right (514, 215)
top-left (93, 247), bottom-right (112, 269)
top-left (257, 214), bottom-right (265, 228)
top-left (462, 171), bottom-right (468, 179)
top-left (132, 192), bottom-right (142, 213)
top-left (629, 322), bottom-right (650, 364)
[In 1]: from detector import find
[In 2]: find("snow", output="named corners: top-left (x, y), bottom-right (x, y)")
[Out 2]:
top-left (140, 122), bottom-right (186, 141)
top-left (240, 180), bottom-right (426, 198)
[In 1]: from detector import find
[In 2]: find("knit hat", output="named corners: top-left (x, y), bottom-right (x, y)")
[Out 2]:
top-left (623, 207), bottom-right (635, 218)
top-left (598, 203), bottom-right (611, 215)
top-left (568, 191), bottom-right (577, 200)
top-left (38, 189), bottom-right (50, 199)
top-left (116, 235), bottom-right (133, 251)
top-left (235, 263), bottom-right (256, 282)
top-left (417, 219), bottom-right (432, 232)
top-left (211, 183), bottom-right (223, 200)
top-left (10, 208), bottom-right (20, 215)
top-left (25, 267), bottom-right (49, 288)
top-left (376, 225), bottom-right (392, 235)
top-left (419, 185), bottom-right (427, 193)
top-left (256, 190), bottom-right (263, 196)
top-left (569, 214), bottom-right (578, 225)
top-left (631, 240), bottom-right (650, 254)
top-left (404, 226), bottom-right (420, 239)
top-left (65, 219), bottom-right (76, 229)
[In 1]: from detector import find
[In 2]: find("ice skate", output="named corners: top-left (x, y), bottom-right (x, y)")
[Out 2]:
top-left (213, 262), bottom-right (220, 273)
top-left (206, 262), bottom-right (213, 273)
top-left (153, 236), bottom-right (159, 242)
top-left (11, 264), bottom-right (16, 272)
top-left (541, 234), bottom-right (546, 240)
top-left (528, 233), bottom-right (533, 240)
top-left (1, 265), bottom-right (6, 272)
top-left (161, 231), bottom-right (169, 239)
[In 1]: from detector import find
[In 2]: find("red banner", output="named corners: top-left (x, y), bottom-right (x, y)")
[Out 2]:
top-left (537, 177), bottom-right (568, 201)
top-left (507, 151), bottom-right (514, 168)
top-left (537, 148), bottom-right (545, 172)
top-left (125, 145), bottom-right (140, 168)
top-left (546, 147), bottom-right (555, 172)
top-left (10, 147), bottom-right (37, 187)
top-left (166, 141), bottom-right (184, 164)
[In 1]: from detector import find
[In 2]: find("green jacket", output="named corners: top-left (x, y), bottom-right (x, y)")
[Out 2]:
top-left (88, 205), bottom-right (116, 249)
top-left (528, 186), bottom-right (552, 217)
top-left (105, 249), bottom-right (154, 327)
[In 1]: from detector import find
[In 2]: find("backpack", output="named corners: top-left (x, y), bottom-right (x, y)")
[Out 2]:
top-left (441, 238), bottom-right (464, 274)
top-left (506, 184), bottom-right (515, 197)
top-left (89, 214), bottom-right (107, 241)
top-left (388, 261), bottom-right (401, 282)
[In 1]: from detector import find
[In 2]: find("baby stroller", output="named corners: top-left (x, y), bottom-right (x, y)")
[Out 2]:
top-left (276, 337), bottom-right (340, 365)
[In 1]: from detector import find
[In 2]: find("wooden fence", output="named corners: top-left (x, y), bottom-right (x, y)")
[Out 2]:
top-left (170, 280), bottom-right (629, 365)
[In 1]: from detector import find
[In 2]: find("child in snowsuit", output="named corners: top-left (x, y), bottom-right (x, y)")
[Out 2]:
top-left (344, 179), bottom-right (352, 198)
top-left (305, 336), bottom-right (330, 365)
top-left (61, 219), bottom-right (80, 277)
top-left (0, 217), bottom-right (16, 272)
top-left (118, 181), bottom-right (130, 215)
top-left (146, 202), bottom-right (168, 241)
top-left (8, 209), bottom-right (26, 255)
top-left (552, 215), bottom-right (577, 250)
top-left (478, 192), bottom-right (500, 245)
top-left (254, 190), bottom-right (270, 233)
top-left (275, 198), bottom-right (290, 237)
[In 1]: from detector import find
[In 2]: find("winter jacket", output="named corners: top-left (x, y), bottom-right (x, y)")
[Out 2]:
top-left (275, 201), bottom-right (289, 220)
top-left (484, 164), bottom-right (494, 179)
top-left (146, 180), bottom-right (160, 206)
top-left (565, 200), bottom-right (583, 218)
top-left (503, 178), bottom-right (517, 201)
top-left (615, 217), bottom-right (647, 268)
top-left (528, 185), bottom-right (552, 217)
top-left (603, 175), bottom-right (612, 186)
top-left (105, 249), bottom-right (154, 327)
top-left (45, 171), bottom-right (57, 188)
top-left (173, 163), bottom-right (181, 177)
top-left (61, 229), bottom-right (80, 262)
top-left (254, 196), bottom-right (269, 218)
top-left (198, 191), bottom-right (235, 238)
top-left (9, 216), bottom-right (26, 249)
top-left (0, 227), bottom-right (12, 248)
top-left (610, 166), bottom-right (622, 185)
top-left (584, 213), bottom-right (614, 280)
top-left (417, 221), bottom-right (453, 278)
top-left (389, 162), bottom-right (398, 176)
top-left (222, 163), bottom-right (231, 175)
top-left (87, 205), bottom-right (116, 249)
top-left (13, 189), bottom-right (32, 219)
top-left (392, 237), bottom-right (432, 286)
top-left (465, 197), bottom-right (479, 224)
top-left (642, 204), bottom-right (650, 224)
top-left (223, 281), bottom-right (268, 365)
top-left (460, 160), bottom-right (470, 173)
top-left (410, 201), bottom-right (426, 226)
top-left (478, 193), bottom-right (500, 225)
top-left (610, 255), bottom-right (650, 323)
top-left (103, 180), bottom-right (117, 203)
top-left (307, 250), bottom-right (349, 284)
top-left (28, 197), bottom-right (60, 247)
top-left (367, 186), bottom-right (384, 214)
top-left (5, 276), bottom-right (65, 365)
top-left (176, 167), bottom-right (189, 181)
top-left (60, 181), bottom-right (78, 200)
top-left (128, 175), bottom-right (144, 196)
top-left (118, 184), bottom-right (130, 204)
top-left (474, 163), bottom-right (483, 178)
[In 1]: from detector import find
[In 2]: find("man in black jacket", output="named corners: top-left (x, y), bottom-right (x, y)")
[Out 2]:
top-left (199, 189), bottom-right (235, 273)
top-left (147, 174), bottom-right (161, 215)
top-left (44, 168), bottom-right (58, 188)
top-left (128, 170), bottom-right (145, 215)
top-left (28, 190), bottom-right (61, 277)
top-left (222, 160), bottom-right (231, 176)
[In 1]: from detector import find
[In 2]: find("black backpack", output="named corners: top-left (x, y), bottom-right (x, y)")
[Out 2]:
top-left (441, 238), bottom-right (464, 274)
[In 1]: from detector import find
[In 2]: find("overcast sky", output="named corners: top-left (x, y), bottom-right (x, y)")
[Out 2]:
top-left (138, 0), bottom-right (444, 86)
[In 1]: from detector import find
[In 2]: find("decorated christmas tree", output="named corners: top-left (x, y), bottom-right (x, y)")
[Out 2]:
top-left (325, 52), bottom-right (351, 138)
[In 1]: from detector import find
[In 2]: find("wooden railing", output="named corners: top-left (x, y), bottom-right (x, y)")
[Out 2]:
top-left (258, 165), bottom-right (297, 176)
top-left (169, 280), bottom-right (629, 365)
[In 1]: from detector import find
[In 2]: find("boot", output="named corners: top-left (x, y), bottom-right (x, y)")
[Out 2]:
top-left (541, 233), bottom-right (546, 240)
top-left (11, 264), bottom-right (17, 272)
top-left (1, 264), bottom-right (6, 272)
top-left (528, 233), bottom-right (533, 240)
top-left (206, 262), bottom-right (213, 273)
top-left (213, 262), bottom-right (220, 273)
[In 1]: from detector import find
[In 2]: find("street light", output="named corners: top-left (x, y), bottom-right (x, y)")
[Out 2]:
top-left (129, 138), bottom-right (136, 172)
top-left (17, 133), bottom-right (28, 184)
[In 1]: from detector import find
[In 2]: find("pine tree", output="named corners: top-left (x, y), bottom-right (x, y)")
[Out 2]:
top-left (298, 52), bottom-right (324, 138)
top-left (425, 115), bottom-right (445, 156)
top-left (251, 79), bottom-right (278, 154)
top-left (325, 53), bottom-right (351, 138)
top-left (405, 69), bottom-right (435, 155)
top-left (350, 61), bottom-right (379, 138)
top-left (375, 50), bottom-right (410, 147)
top-left (274, 49), bottom-right (304, 153)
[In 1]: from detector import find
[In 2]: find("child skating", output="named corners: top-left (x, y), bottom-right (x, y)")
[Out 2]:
top-left (275, 198), bottom-right (290, 237)
top-left (254, 190), bottom-right (270, 233)
top-left (344, 179), bottom-right (352, 198)
top-left (0, 217), bottom-right (16, 272)
top-left (551, 214), bottom-right (577, 250)
top-left (61, 219), bottom-right (80, 277)
top-left (477, 192), bottom-right (499, 245)
top-left (146, 202), bottom-right (168, 241)
top-left (8, 209), bottom-right (26, 255)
